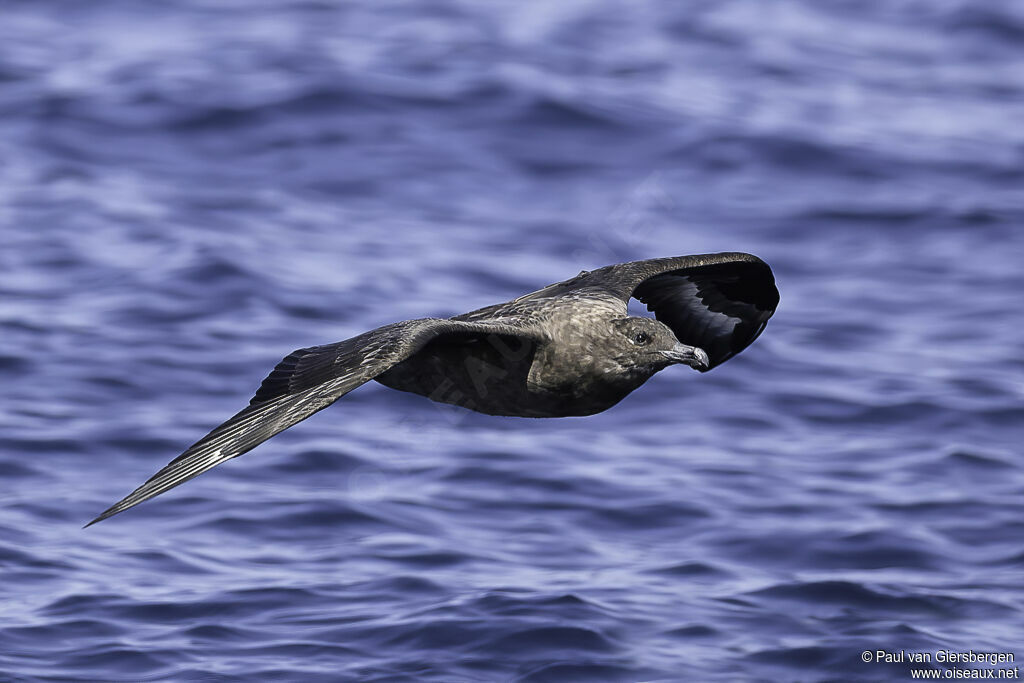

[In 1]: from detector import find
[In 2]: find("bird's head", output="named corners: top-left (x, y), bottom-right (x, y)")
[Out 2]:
top-left (609, 317), bottom-right (709, 374)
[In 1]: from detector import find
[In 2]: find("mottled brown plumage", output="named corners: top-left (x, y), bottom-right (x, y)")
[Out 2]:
top-left (88, 252), bottom-right (778, 526)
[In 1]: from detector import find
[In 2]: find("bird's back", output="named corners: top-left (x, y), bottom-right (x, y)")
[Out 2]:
top-left (377, 284), bottom-right (640, 417)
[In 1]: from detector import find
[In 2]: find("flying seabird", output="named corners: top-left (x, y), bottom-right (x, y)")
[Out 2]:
top-left (88, 252), bottom-right (778, 526)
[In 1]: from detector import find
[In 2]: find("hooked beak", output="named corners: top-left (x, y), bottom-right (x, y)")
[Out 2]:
top-left (661, 342), bottom-right (710, 371)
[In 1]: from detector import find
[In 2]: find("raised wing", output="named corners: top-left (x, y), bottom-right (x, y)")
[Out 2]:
top-left (87, 318), bottom-right (536, 526)
top-left (590, 252), bottom-right (779, 370)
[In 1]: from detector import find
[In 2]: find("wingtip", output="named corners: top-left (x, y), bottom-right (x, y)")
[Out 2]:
top-left (84, 495), bottom-right (140, 527)
top-left (83, 506), bottom-right (118, 528)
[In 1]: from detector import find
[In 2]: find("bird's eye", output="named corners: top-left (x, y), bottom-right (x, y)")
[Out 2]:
top-left (632, 331), bottom-right (650, 345)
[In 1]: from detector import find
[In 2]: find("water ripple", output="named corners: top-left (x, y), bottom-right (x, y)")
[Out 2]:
top-left (1, 0), bottom-right (1023, 680)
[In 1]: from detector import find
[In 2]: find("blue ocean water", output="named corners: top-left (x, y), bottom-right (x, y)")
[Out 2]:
top-left (2, 1), bottom-right (1023, 680)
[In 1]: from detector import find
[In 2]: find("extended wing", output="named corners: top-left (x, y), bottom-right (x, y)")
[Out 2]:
top-left (590, 252), bottom-right (779, 370)
top-left (87, 318), bottom-right (535, 525)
